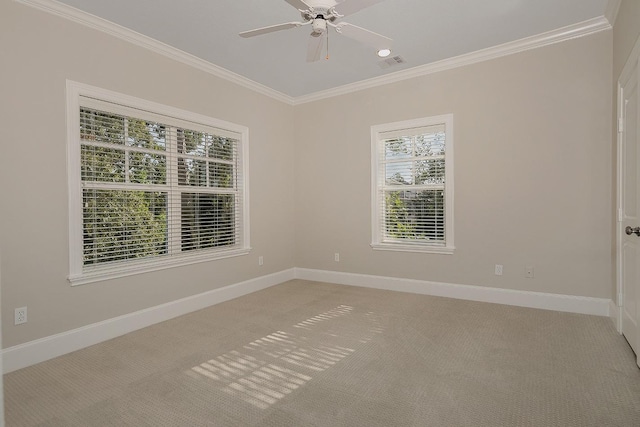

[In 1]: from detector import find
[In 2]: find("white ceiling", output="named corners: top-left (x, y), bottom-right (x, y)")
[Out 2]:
top-left (53, 0), bottom-right (611, 99)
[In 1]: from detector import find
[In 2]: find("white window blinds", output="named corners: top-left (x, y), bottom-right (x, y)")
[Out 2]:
top-left (371, 115), bottom-right (454, 254)
top-left (67, 82), bottom-right (249, 284)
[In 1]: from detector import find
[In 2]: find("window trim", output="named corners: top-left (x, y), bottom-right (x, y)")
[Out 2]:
top-left (370, 115), bottom-right (454, 254)
top-left (66, 80), bottom-right (250, 285)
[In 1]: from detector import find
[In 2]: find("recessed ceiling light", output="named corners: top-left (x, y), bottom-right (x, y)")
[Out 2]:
top-left (377, 49), bottom-right (391, 58)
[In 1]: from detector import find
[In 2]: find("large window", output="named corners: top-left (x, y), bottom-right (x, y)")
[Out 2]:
top-left (371, 115), bottom-right (454, 253)
top-left (67, 82), bottom-right (249, 285)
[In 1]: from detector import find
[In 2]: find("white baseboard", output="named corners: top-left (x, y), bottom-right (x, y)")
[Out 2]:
top-left (294, 268), bottom-right (611, 317)
top-left (3, 267), bottom-right (612, 373)
top-left (610, 299), bottom-right (622, 333)
top-left (2, 268), bottom-right (295, 373)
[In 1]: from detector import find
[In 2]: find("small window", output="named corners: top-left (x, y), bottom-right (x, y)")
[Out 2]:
top-left (67, 82), bottom-right (250, 285)
top-left (371, 115), bottom-right (454, 254)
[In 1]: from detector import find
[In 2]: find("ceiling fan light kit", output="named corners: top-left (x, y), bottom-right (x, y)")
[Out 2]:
top-left (239, 0), bottom-right (392, 62)
top-left (312, 17), bottom-right (328, 34)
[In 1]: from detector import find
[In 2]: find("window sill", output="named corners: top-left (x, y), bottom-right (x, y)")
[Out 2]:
top-left (371, 243), bottom-right (455, 255)
top-left (68, 247), bottom-right (251, 286)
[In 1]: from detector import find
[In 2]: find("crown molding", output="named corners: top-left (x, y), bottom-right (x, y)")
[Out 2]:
top-left (294, 16), bottom-right (612, 105)
top-left (13, 0), bottom-right (296, 105)
top-left (14, 0), bottom-right (611, 107)
top-left (605, 0), bottom-right (622, 26)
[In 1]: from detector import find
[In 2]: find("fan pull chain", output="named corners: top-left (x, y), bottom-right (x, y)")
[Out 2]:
top-left (326, 30), bottom-right (329, 60)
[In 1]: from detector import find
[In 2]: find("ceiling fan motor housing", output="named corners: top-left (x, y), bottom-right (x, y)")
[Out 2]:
top-left (302, 5), bottom-right (337, 21)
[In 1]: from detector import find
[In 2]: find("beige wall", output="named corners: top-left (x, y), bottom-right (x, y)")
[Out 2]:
top-left (613, 0), bottom-right (640, 80)
top-left (0, 0), bottom-right (616, 350)
top-left (0, 1), bottom-right (296, 347)
top-left (294, 31), bottom-right (613, 299)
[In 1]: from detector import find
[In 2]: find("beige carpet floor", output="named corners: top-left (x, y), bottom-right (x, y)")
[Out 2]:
top-left (4, 279), bottom-right (640, 426)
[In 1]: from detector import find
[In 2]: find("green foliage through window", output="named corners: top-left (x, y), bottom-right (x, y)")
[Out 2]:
top-left (83, 190), bottom-right (167, 264)
top-left (382, 128), bottom-right (447, 244)
top-left (79, 107), bottom-right (240, 268)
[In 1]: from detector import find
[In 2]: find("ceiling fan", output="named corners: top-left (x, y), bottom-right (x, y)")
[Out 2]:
top-left (239, 0), bottom-right (391, 62)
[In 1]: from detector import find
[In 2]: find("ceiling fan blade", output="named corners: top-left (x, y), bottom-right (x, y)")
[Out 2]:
top-left (334, 0), bottom-right (386, 16)
top-left (284, 0), bottom-right (311, 11)
top-left (239, 22), bottom-right (303, 38)
top-left (334, 22), bottom-right (391, 49)
top-left (306, 33), bottom-right (326, 62)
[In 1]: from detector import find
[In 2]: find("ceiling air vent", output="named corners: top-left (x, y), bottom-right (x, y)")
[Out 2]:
top-left (378, 55), bottom-right (405, 69)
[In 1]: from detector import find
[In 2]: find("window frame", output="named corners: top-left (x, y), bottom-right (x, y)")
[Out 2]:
top-left (66, 80), bottom-right (250, 285)
top-left (370, 115), bottom-right (454, 254)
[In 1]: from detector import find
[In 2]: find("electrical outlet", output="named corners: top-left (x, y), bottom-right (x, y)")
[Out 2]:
top-left (258, 256), bottom-right (264, 266)
top-left (15, 307), bottom-right (27, 325)
top-left (525, 266), bottom-right (534, 278)
top-left (494, 264), bottom-right (503, 276)
top-left (334, 253), bottom-right (340, 262)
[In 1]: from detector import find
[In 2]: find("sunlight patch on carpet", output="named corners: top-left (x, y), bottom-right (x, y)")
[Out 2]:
top-left (188, 305), bottom-right (383, 409)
